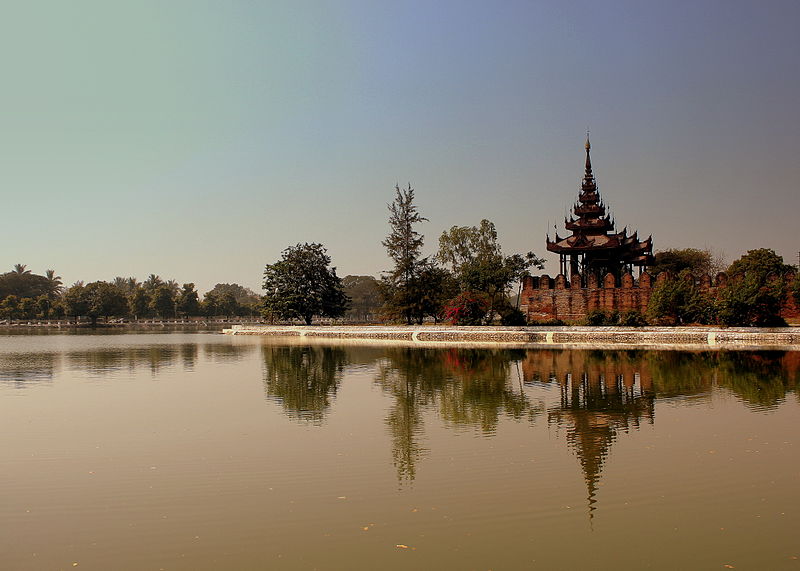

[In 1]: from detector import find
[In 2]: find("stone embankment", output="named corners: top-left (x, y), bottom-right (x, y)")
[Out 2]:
top-left (223, 325), bottom-right (800, 350)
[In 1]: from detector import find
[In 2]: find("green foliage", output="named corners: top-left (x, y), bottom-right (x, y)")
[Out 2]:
top-left (63, 284), bottom-right (89, 319)
top-left (618, 310), bottom-right (647, 327)
top-left (262, 243), bottom-right (350, 325)
top-left (583, 309), bottom-right (646, 326)
top-left (499, 306), bottom-right (526, 326)
top-left (0, 295), bottom-right (20, 320)
top-left (142, 274), bottom-right (164, 293)
top-left (44, 270), bottom-right (63, 298)
top-left (176, 283), bottom-right (201, 317)
top-left (149, 285), bottom-right (176, 318)
top-left (83, 281), bottom-right (128, 322)
top-left (19, 297), bottom-right (37, 319)
top-left (380, 184), bottom-right (432, 324)
top-left (584, 309), bottom-right (613, 325)
top-left (36, 295), bottom-right (51, 319)
top-left (727, 248), bottom-right (794, 279)
top-left (528, 317), bottom-right (565, 326)
top-left (717, 273), bottom-right (787, 327)
top-left (342, 275), bottom-right (381, 322)
top-left (647, 271), bottom-right (715, 325)
top-left (716, 249), bottom-right (793, 327)
top-left (206, 283), bottom-right (261, 314)
top-left (437, 219), bottom-right (544, 324)
top-left (649, 248), bottom-right (718, 276)
top-left (128, 286), bottom-right (150, 318)
top-left (0, 270), bottom-right (50, 300)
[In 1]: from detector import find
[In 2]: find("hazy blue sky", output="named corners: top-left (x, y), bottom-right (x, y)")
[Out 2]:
top-left (2, 0), bottom-right (798, 293)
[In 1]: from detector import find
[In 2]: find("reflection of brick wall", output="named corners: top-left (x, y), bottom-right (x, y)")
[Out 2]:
top-left (520, 272), bottom-right (799, 323)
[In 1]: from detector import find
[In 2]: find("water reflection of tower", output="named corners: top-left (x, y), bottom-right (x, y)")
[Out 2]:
top-left (524, 350), bottom-right (655, 521)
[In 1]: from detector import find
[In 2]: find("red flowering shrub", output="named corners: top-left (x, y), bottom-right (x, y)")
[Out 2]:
top-left (443, 292), bottom-right (489, 325)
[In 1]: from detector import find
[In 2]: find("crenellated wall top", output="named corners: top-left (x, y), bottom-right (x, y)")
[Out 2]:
top-left (522, 271), bottom-right (731, 291)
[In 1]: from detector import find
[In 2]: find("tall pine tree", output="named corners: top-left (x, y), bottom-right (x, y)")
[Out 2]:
top-left (380, 184), bottom-right (428, 324)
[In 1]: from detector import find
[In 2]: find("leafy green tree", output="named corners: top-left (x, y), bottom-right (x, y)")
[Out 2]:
top-left (149, 285), bottom-right (176, 318)
top-left (143, 274), bottom-right (164, 293)
top-left (0, 270), bottom-right (50, 300)
top-left (63, 284), bottom-right (89, 321)
top-left (50, 299), bottom-right (66, 319)
top-left (13, 264), bottom-right (30, 275)
top-left (36, 295), bottom-right (51, 319)
top-left (342, 275), bottom-right (382, 322)
top-left (718, 274), bottom-right (786, 326)
top-left (176, 283), bottom-right (201, 317)
top-left (411, 263), bottom-right (459, 323)
top-left (262, 242), bottom-right (350, 325)
top-left (19, 297), bottom-right (37, 319)
top-left (649, 248), bottom-right (723, 276)
top-left (113, 276), bottom-right (139, 295)
top-left (206, 283), bottom-right (261, 316)
top-left (219, 292), bottom-right (238, 316)
top-left (717, 249), bottom-right (794, 327)
top-left (128, 286), bottom-right (150, 319)
top-left (0, 295), bottom-right (20, 320)
top-left (381, 184), bottom-right (429, 324)
top-left (201, 291), bottom-right (222, 317)
top-left (647, 271), bottom-right (715, 325)
top-left (726, 248), bottom-right (794, 279)
top-left (83, 281), bottom-right (128, 325)
top-left (437, 219), bottom-right (544, 323)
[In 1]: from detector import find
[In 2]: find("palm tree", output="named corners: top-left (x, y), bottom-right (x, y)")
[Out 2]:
top-left (165, 279), bottom-right (180, 296)
top-left (143, 274), bottom-right (163, 292)
top-left (13, 264), bottom-right (31, 275)
top-left (45, 269), bottom-right (63, 298)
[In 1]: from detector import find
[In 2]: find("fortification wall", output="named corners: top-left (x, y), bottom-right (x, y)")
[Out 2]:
top-left (520, 271), bottom-right (799, 323)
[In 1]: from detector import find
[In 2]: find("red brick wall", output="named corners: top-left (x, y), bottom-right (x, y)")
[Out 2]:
top-left (520, 271), bottom-right (798, 323)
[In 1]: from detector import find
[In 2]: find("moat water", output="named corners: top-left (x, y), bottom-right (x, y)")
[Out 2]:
top-left (1, 331), bottom-right (798, 570)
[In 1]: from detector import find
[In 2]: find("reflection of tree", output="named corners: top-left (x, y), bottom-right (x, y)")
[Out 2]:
top-left (180, 343), bottom-right (198, 370)
top-left (439, 349), bottom-right (534, 431)
top-left (203, 342), bottom-right (257, 362)
top-left (377, 347), bottom-right (536, 484)
top-left (262, 345), bottom-right (348, 423)
top-left (716, 351), bottom-right (798, 409)
top-left (645, 351), bottom-right (716, 399)
top-left (0, 352), bottom-right (56, 386)
top-left (68, 347), bottom-right (178, 375)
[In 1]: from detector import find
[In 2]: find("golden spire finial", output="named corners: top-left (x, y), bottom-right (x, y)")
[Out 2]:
top-left (585, 129), bottom-right (590, 150)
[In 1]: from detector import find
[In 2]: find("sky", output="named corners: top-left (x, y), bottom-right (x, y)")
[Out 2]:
top-left (2, 0), bottom-right (798, 294)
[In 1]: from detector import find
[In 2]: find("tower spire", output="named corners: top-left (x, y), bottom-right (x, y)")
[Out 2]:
top-left (584, 131), bottom-right (593, 178)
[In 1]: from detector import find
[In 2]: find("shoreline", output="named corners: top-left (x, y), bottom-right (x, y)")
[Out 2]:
top-left (223, 324), bottom-right (800, 351)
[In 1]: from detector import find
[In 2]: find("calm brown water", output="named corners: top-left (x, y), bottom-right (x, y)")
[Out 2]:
top-left (1, 332), bottom-right (798, 570)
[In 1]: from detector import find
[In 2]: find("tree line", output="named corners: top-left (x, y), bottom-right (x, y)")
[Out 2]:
top-left (0, 266), bottom-right (263, 324)
top-left (642, 247), bottom-right (800, 327)
top-left (261, 184), bottom-right (544, 325)
top-left (5, 186), bottom-right (798, 327)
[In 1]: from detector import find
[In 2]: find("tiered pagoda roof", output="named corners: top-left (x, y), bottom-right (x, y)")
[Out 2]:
top-left (547, 137), bottom-right (653, 272)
